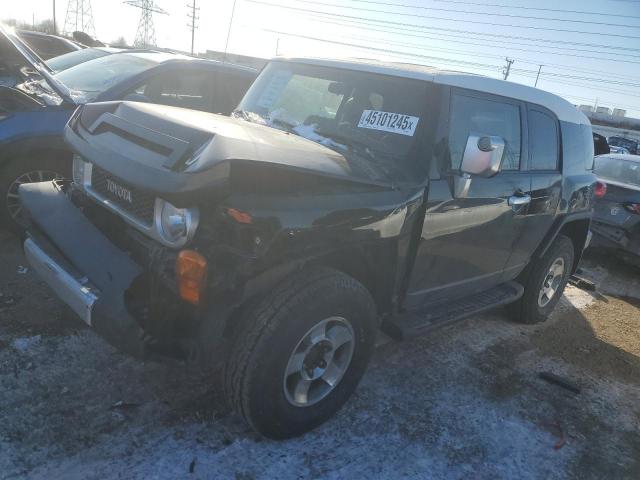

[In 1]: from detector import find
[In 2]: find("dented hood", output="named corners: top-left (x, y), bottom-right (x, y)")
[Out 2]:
top-left (65, 101), bottom-right (393, 202)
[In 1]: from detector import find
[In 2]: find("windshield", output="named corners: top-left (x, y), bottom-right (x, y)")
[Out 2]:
top-left (609, 137), bottom-right (637, 150)
top-left (47, 48), bottom-right (111, 72)
top-left (237, 61), bottom-right (435, 183)
top-left (54, 53), bottom-right (158, 102)
top-left (595, 156), bottom-right (640, 187)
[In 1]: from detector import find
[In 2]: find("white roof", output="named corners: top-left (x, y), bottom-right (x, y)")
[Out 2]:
top-left (276, 57), bottom-right (590, 126)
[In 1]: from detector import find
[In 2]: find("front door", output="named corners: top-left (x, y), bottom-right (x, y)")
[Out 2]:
top-left (404, 90), bottom-right (531, 309)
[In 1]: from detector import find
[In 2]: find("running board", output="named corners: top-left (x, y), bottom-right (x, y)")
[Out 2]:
top-left (383, 281), bottom-right (524, 339)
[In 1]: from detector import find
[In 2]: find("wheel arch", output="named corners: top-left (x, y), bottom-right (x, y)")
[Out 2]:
top-left (0, 135), bottom-right (71, 169)
top-left (536, 214), bottom-right (591, 274)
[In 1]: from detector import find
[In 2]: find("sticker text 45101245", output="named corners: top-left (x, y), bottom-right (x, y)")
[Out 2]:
top-left (357, 110), bottom-right (420, 136)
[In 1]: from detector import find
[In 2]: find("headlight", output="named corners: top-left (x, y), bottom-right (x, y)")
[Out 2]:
top-left (156, 199), bottom-right (199, 246)
top-left (72, 154), bottom-right (86, 186)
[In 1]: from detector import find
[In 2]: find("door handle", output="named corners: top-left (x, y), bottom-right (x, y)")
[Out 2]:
top-left (508, 194), bottom-right (531, 207)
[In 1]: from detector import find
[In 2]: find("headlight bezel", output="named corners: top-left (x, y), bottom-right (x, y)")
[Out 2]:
top-left (154, 199), bottom-right (199, 248)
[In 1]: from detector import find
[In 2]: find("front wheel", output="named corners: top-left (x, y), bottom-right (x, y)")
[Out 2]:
top-left (223, 267), bottom-right (377, 439)
top-left (509, 234), bottom-right (575, 324)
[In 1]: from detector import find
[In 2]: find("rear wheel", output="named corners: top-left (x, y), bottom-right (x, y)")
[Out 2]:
top-left (509, 234), bottom-right (574, 324)
top-left (0, 156), bottom-right (70, 232)
top-left (223, 267), bottom-right (377, 439)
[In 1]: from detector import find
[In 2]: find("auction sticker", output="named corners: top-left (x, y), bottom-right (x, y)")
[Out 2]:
top-left (357, 110), bottom-right (419, 136)
top-left (257, 70), bottom-right (292, 109)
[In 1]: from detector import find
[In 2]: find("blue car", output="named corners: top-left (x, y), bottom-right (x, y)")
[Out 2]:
top-left (0, 26), bottom-right (257, 229)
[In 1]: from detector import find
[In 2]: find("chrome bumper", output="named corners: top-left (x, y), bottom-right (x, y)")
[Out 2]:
top-left (24, 237), bottom-right (98, 326)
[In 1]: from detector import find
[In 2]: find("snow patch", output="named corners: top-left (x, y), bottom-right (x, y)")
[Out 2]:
top-left (12, 335), bottom-right (42, 352)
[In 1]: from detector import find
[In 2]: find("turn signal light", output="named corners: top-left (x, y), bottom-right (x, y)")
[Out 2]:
top-left (227, 207), bottom-right (253, 224)
top-left (176, 250), bottom-right (207, 305)
top-left (594, 181), bottom-right (607, 199)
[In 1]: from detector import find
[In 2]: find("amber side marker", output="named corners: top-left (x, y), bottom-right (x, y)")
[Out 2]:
top-left (176, 250), bottom-right (207, 305)
top-left (227, 207), bottom-right (252, 224)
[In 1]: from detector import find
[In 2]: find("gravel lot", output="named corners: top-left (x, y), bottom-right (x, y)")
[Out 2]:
top-left (1, 228), bottom-right (639, 480)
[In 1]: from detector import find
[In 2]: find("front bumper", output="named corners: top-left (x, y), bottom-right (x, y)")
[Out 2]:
top-left (19, 181), bottom-right (146, 358)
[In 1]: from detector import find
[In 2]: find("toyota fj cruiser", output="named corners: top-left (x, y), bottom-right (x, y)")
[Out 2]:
top-left (20, 58), bottom-right (596, 439)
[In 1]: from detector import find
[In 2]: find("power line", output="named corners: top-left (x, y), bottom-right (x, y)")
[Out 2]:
top-left (430, 0), bottom-right (640, 21)
top-left (258, 26), bottom-right (640, 99)
top-left (260, 24), bottom-right (640, 87)
top-left (345, 0), bottom-right (640, 28)
top-left (253, 0), bottom-right (640, 40)
top-left (247, 0), bottom-right (640, 47)
top-left (290, 13), bottom-right (640, 66)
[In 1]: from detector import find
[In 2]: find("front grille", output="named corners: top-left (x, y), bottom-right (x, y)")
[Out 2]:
top-left (90, 166), bottom-right (156, 226)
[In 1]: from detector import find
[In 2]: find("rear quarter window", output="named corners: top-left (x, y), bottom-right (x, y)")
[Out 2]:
top-left (528, 109), bottom-right (558, 170)
top-left (560, 122), bottom-right (594, 172)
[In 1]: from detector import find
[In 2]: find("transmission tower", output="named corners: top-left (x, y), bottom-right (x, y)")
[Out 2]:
top-left (124, 0), bottom-right (168, 47)
top-left (63, 0), bottom-right (96, 37)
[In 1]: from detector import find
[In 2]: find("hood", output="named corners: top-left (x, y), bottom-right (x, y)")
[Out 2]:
top-left (66, 101), bottom-right (394, 202)
top-left (0, 24), bottom-right (74, 104)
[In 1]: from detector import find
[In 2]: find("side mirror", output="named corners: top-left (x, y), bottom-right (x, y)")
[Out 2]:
top-left (460, 133), bottom-right (505, 178)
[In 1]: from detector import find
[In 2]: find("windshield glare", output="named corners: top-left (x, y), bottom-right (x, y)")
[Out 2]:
top-left (54, 53), bottom-right (158, 102)
top-left (238, 62), bottom-right (433, 182)
top-left (46, 48), bottom-right (111, 73)
top-left (595, 156), bottom-right (640, 187)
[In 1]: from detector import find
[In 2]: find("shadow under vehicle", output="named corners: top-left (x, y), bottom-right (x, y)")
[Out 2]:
top-left (19, 57), bottom-right (596, 439)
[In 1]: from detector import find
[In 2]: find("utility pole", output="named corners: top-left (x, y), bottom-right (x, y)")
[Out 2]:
top-left (223, 0), bottom-right (238, 62)
top-left (187, 0), bottom-right (199, 55)
top-left (534, 64), bottom-right (543, 87)
top-left (502, 57), bottom-right (514, 80)
top-left (53, 0), bottom-right (57, 35)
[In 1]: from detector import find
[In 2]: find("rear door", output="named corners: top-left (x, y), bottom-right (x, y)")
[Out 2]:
top-left (503, 106), bottom-right (562, 274)
top-left (404, 89), bottom-right (531, 308)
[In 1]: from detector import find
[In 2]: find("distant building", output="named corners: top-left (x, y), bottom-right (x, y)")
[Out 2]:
top-left (612, 108), bottom-right (626, 117)
top-left (596, 106), bottom-right (611, 115)
top-left (579, 105), bottom-right (593, 113)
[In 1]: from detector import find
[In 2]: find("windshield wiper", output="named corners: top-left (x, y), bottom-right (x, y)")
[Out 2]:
top-left (268, 117), bottom-right (298, 134)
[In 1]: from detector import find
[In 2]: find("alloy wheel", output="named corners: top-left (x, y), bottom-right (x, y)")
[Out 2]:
top-left (283, 316), bottom-right (355, 407)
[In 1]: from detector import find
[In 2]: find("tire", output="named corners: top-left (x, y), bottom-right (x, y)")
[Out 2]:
top-left (0, 156), bottom-right (70, 232)
top-left (509, 234), bottom-right (574, 324)
top-left (223, 267), bottom-right (377, 439)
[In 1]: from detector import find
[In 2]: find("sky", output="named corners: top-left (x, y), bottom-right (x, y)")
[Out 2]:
top-left (3, 0), bottom-right (640, 117)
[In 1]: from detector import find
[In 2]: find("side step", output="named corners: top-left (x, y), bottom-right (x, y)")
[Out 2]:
top-left (383, 281), bottom-right (524, 339)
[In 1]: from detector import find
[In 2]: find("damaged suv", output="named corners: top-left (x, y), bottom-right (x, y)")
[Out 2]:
top-left (20, 58), bottom-right (596, 439)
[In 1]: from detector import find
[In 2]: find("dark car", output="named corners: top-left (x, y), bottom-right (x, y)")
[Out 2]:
top-left (590, 154), bottom-right (640, 264)
top-left (608, 136), bottom-right (639, 155)
top-left (16, 30), bottom-right (83, 60)
top-left (0, 33), bottom-right (258, 229)
top-left (19, 58), bottom-right (596, 439)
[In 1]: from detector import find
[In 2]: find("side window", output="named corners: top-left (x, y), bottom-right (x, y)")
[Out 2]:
top-left (528, 109), bottom-right (558, 170)
top-left (140, 71), bottom-right (212, 111)
top-left (448, 94), bottom-right (521, 171)
top-left (213, 73), bottom-right (254, 114)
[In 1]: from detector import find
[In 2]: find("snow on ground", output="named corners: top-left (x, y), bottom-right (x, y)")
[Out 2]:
top-left (1, 236), bottom-right (639, 479)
